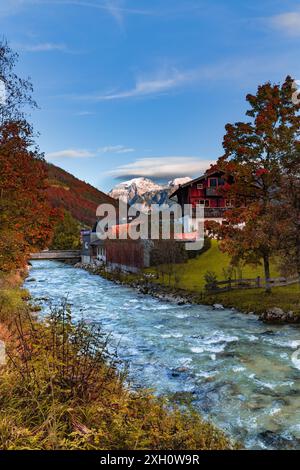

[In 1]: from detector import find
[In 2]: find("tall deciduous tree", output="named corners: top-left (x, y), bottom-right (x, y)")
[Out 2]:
top-left (0, 121), bottom-right (58, 271)
top-left (0, 40), bottom-right (58, 272)
top-left (211, 76), bottom-right (300, 292)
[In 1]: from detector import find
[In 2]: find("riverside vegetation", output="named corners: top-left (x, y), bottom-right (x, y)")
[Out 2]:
top-left (0, 272), bottom-right (235, 450)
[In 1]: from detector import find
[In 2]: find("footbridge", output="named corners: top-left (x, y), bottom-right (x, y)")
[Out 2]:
top-left (30, 250), bottom-right (81, 262)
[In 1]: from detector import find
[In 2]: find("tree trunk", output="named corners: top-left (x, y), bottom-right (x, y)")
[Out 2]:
top-left (263, 253), bottom-right (271, 293)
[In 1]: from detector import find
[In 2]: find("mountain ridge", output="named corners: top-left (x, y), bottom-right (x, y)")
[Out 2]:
top-left (109, 176), bottom-right (192, 209)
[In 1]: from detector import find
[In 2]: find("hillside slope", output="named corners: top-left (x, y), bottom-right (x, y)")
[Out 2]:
top-left (46, 163), bottom-right (118, 227)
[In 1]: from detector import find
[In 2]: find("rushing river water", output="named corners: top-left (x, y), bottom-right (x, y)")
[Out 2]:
top-left (25, 260), bottom-right (300, 450)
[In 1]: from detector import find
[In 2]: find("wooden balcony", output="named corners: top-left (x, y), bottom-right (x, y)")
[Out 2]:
top-left (191, 207), bottom-right (228, 218)
top-left (204, 208), bottom-right (227, 218)
top-left (206, 187), bottom-right (218, 196)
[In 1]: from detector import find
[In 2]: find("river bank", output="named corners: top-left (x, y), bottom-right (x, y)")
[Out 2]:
top-left (74, 262), bottom-right (300, 324)
top-left (0, 268), bottom-right (234, 450)
top-left (25, 260), bottom-right (300, 449)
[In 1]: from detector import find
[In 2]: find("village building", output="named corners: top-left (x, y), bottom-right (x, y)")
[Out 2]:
top-left (169, 168), bottom-right (234, 223)
top-left (81, 167), bottom-right (232, 271)
top-left (81, 218), bottom-right (190, 272)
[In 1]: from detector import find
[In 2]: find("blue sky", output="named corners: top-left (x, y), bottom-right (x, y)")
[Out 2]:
top-left (1, 0), bottom-right (300, 191)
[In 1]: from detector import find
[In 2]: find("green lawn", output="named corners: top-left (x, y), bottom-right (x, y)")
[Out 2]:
top-left (145, 240), bottom-right (300, 316)
top-left (147, 239), bottom-right (278, 292)
top-left (205, 284), bottom-right (300, 316)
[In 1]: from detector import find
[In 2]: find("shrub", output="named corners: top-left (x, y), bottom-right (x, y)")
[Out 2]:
top-left (222, 265), bottom-right (235, 281)
top-left (0, 302), bottom-right (236, 450)
top-left (0, 288), bottom-right (28, 323)
top-left (204, 271), bottom-right (218, 290)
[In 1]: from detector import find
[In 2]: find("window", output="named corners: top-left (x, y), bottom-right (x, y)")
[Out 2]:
top-left (225, 200), bottom-right (234, 207)
top-left (197, 183), bottom-right (203, 189)
top-left (199, 200), bottom-right (210, 207)
top-left (209, 178), bottom-right (217, 187)
top-left (218, 177), bottom-right (225, 186)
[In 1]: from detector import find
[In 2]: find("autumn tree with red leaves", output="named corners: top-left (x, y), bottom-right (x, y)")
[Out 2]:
top-left (209, 76), bottom-right (300, 292)
top-left (0, 40), bottom-right (58, 272)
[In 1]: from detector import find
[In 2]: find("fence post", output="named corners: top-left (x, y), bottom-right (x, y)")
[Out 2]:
top-left (256, 276), bottom-right (261, 288)
top-left (229, 277), bottom-right (232, 290)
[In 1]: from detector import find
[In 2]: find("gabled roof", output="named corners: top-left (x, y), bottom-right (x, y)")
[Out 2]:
top-left (169, 168), bottom-right (224, 199)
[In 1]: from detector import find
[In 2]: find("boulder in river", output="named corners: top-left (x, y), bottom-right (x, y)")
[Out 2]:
top-left (213, 304), bottom-right (225, 310)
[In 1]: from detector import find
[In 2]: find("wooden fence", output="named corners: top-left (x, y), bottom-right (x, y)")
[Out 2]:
top-left (206, 275), bottom-right (299, 293)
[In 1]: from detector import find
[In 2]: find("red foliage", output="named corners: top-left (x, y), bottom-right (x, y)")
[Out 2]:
top-left (255, 168), bottom-right (269, 177)
top-left (46, 164), bottom-right (119, 227)
top-left (0, 121), bottom-right (58, 270)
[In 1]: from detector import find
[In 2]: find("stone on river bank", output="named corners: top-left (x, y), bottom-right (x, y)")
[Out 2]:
top-left (261, 307), bottom-right (300, 324)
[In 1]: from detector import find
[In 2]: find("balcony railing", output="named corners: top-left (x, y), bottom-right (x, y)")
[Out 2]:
top-left (191, 207), bottom-right (228, 218)
top-left (204, 208), bottom-right (228, 218)
top-left (206, 187), bottom-right (218, 196)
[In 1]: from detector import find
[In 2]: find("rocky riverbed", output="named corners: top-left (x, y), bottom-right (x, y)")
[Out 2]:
top-left (74, 262), bottom-right (300, 324)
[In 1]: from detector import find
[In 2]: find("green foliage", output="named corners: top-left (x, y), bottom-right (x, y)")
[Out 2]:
top-left (222, 265), bottom-right (235, 281)
top-left (0, 287), bottom-right (28, 323)
top-left (146, 240), bottom-right (278, 292)
top-left (205, 283), bottom-right (300, 317)
top-left (50, 210), bottom-right (81, 250)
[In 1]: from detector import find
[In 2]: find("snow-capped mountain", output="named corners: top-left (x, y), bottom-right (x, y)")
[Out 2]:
top-left (108, 177), bottom-right (162, 204)
top-left (108, 176), bottom-right (192, 209)
top-left (168, 177), bottom-right (193, 188)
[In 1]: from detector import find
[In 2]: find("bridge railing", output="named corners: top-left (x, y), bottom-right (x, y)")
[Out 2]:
top-left (30, 250), bottom-right (81, 260)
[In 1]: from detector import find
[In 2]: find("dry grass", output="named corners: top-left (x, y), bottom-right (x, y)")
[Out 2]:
top-left (0, 281), bottom-right (236, 450)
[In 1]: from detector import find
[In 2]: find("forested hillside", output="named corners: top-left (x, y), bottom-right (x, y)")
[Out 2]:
top-left (46, 163), bottom-right (118, 227)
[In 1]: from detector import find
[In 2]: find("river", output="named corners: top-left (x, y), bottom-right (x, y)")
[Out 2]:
top-left (25, 260), bottom-right (300, 450)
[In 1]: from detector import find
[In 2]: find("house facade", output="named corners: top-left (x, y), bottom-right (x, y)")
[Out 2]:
top-left (81, 221), bottom-right (155, 272)
top-left (81, 167), bottom-right (233, 271)
top-left (81, 221), bottom-right (187, 272)
top-left (169, 168), bottom-right (233, 222)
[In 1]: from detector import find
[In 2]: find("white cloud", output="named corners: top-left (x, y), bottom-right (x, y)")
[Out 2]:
top-left (109, 157), bottom-right (214, 179)
top-left (78, 68), bottom-right (193, 101)
top-left (103, 0), bottom-right (124, 27)
top-left (74, 54), bottom-right (288, 103)
top-left (47, 145), bottom-right (134, 160)
top-left (98, 145), bottom-right (135, 154)
top-left (270, 11), bottom-right (300, 36)
top-left (47, 149), bottom-right (96, 160)
top-left (3, 0), bottom-right (153, 23)
top-left (75, 111), bottom-right (95, 116)
top-left (16, 42), bottom-right (69, 52)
